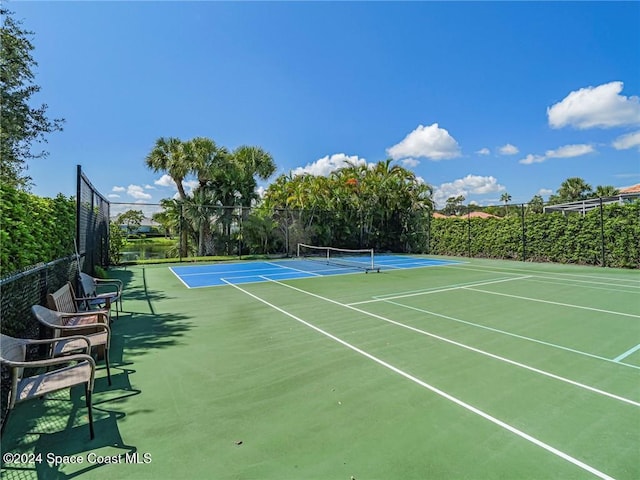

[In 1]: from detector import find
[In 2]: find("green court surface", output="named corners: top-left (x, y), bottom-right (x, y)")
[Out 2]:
top-left (1, 256), bottom-right (639, 479)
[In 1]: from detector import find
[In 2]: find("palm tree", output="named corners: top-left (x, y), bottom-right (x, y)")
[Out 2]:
top-left (182, 189), bottom-right (218, 256)
top-left (145, 137), bottom-right (189, 200)
top-left (500, 192), bottom-right (512, 215)
top-left (231, 145), bottom-right (276, 207)
top-left (593, 185), bottom-right (620, 198)
top-left (557, 177), bottom-right (593, 202)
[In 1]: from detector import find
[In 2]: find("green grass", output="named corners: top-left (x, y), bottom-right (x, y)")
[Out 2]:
top-left (1, 257), bottom-right (638, 479)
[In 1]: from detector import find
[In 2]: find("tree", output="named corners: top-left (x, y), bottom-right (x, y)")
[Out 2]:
top-left (527, 194), bottom-right (544, 214)
top-left (500, 192), bottom-right (512, 215)
top-left (0, 9), bottom-right (64, 189)
top-left (554, 177), bottom-right (593, 203)
top-left (116, 210), bottom-right (144, 236)
top-left (145, 137), bottom-right (190, 200)
top-left (442, 195), bottom-right (465, 216)
top-left (593, 185), bottom-right (620, 198)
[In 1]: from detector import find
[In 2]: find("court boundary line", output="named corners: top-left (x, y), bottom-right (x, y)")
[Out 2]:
top-left (264, 278), bottom-right (640, 408)
top-left (523, 277), bottom-right (640, 295)
top-left (223, 278), bottom-right (616, 480)
top-left (464, 287), bottom-right (640, 319)
top-left (168, 266), bottom-right (193, 289)
top-left (379, 298), bottom-right (640, 371)
top-left (348, 276), bottom-right (531, 306)
top-left (450, 263), bottom-right (640, 285)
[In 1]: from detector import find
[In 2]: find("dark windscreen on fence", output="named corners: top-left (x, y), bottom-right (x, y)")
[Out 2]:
top-left (76, 165), bottom-right (110, 274)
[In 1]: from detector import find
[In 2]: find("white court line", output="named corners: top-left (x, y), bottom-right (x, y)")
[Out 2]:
top-left (525, 274), bottom-right (640, 291)
top-left (169, 266), bottom-right (193, 289)
top-left (451, 263), bottom-right (640, 285)
top-left (348, 276), bottom-right (530, 306)
top-left (264, 261), bottom-right (323, 277)
top-left (524, 277), bottom-right (640, 295)
top-left (266, 278), bottom-right (640, 408)
top-left (614, 344), bottom-right (640, 363)
top-left (175, 265), bottom-right (284, 277)
top-left (223, 278), bottom-right (617, 480)
top-left (464, 287), bottom-right (640, 319)
top-left (381, 299), bottom-right (640, 371)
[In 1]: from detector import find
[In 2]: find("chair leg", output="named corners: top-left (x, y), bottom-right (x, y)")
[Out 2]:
top-left (105, 348), bottom-right (112, 386)
top-left (85, 385), bottom-right (95, 440)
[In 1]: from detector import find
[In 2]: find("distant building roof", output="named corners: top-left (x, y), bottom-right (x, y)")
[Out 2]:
top-left (619, 184), bottom-right (640, 194)
top-left (467, 211), bottom-right (501, 219)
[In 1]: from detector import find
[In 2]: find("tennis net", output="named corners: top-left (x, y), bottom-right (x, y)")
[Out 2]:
top-left (296, 243), bottom-right (378, 272)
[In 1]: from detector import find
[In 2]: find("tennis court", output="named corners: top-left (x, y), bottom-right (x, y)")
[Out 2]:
top-left (1, 255), bottom-right (638, 479)
top-left (169, 254), bottom-right (460, 287)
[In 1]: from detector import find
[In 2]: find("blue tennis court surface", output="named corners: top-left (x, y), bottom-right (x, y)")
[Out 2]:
top-left (170, 255), bottom-right (460, 288)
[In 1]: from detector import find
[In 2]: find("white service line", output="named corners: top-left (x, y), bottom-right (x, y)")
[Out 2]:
top-left (264, 261), bottom-right (323, 276)
top-left (223, 278), bottom-right (616, 480)
top-left (464, 287), bottom-right (640, 319)
top-left (381, 299), bottom-right (640, 371)
top-left (614, 344), bottom-right (640, 363)
top-left (348, 276), bottom-right (531, 306)
top-left (264, 278), bottom-right (640, 408)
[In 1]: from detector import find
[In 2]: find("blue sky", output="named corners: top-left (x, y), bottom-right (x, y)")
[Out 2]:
top-left (12, 1), bottom-right (640, 214)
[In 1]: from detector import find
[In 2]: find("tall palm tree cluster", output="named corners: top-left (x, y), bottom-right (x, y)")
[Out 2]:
top-left (145, 137), bottom-right (275, 257)
top-left (548, 177), bottom-right (620, 204)
top-left (258, 160), bottom-right (434, 253)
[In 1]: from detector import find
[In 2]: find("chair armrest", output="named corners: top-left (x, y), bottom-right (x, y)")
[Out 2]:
top-left (60, 310), bottom-right (110, 323)
top-left (51, 322), bottom-right (111, 335)
top-left (20, 336), bottom-right (91, 349)
top-left (2, 351), bottom-right (95, 369)
top-left (95, 278), bottom-right (123, 288)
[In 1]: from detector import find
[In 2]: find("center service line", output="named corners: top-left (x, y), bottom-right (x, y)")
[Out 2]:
top-left (222, 278), bottom-right (615, 480)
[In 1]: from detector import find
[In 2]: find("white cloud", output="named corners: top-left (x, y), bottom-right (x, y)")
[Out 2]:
top-left (499, 144), bottom-right (519, 155)
top-left (612, 130), bottom-right (640, 150)
top-left (107, 193), bottom-right (121, 199)
top-left (476, 148), bottom-right (490, 155)
top-left (154, 174), bottom-right (176, 188)
top-left (127, 184), bottom-right (152, 200)
top-left (519, 143), bottom-right (595, 165)
top-left (401, 158), bottom-right (420, 168)
top-left (519, 154), bottom-right (546, 165)
top-left (144, 184), bottom-right (156, 190)
top-left (547, 81), bottom-right (640, 129)
top-left (433, 174), bottom-right (506, 208)
top-left (545, 144), bottom-right (595, 158)
top-left (112, 186), bottom-right (125, 192)
top-left (537, 188), bottom-right (553, 197)
top-left (184, 180), bottom-right (199, 196)
top-left (387, 123), bottom-right (462, 160)
top-left (292, 153), bottom-right (371, 177)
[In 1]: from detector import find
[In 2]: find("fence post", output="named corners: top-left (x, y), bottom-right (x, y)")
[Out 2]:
top-left (521, 203), bottom-right (526, 262)
top-left (467, 207), bottom-right (472, 258)
top-left (179, 203), bottom-right (183, 263)
top-left (599, 197), bottom-right (606, 268)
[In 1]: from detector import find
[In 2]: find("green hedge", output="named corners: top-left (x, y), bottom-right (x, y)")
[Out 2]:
top-left (430, 202), bottom-right (639, 268)
top-left (0, 184), bottom-right (75, 277)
